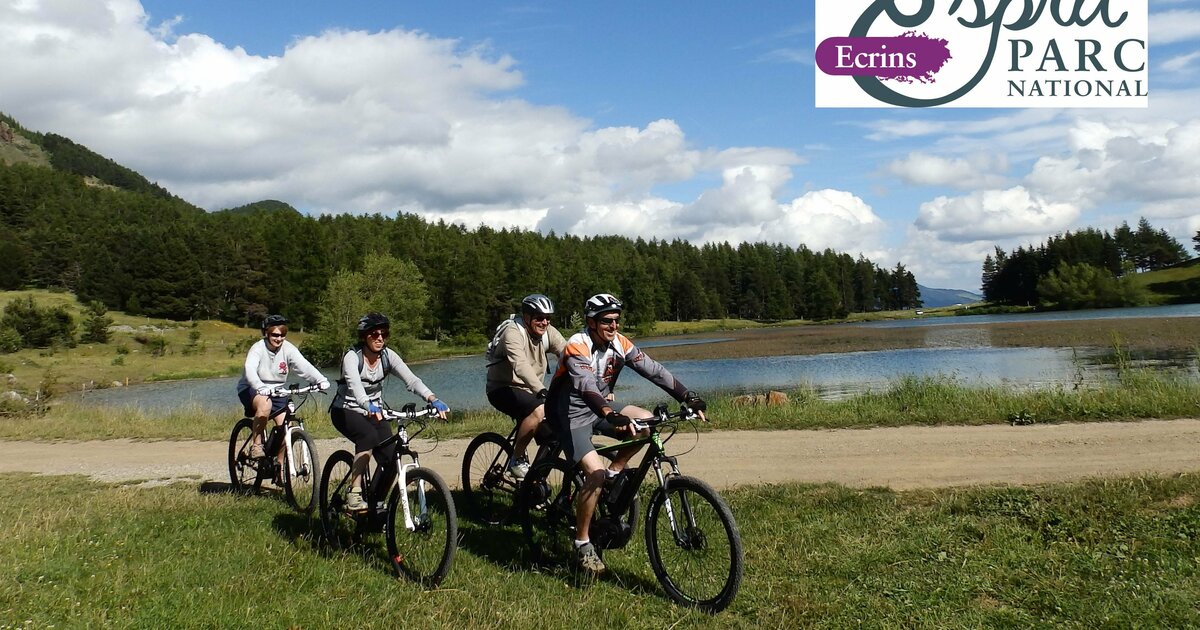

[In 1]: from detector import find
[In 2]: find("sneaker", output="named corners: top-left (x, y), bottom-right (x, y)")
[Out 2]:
top-left (575, 542), bottom-right (606, 574)
top-left (345, 489), bottom-right (367, 512)
top-left (508, 456), bottom-right (530, 480)
top-left (249, 443), bottom-right (266, 459)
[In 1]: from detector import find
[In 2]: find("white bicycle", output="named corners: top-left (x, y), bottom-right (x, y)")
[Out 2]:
top-left (318, 403), bottom-right (458, 586)
top-left (228, 383), bottom-right (323, 514)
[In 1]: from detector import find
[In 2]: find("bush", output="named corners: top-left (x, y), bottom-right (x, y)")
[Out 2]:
top-left (80, 300), bottom-right (113, 344)
top-left (0, 326), bottom-right (20, 354)
top-left (0, 296), bottom-right (75, 349)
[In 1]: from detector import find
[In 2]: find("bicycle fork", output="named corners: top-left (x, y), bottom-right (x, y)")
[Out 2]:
top-left (652, 456), bottom-right (699, 547)
top-left (393, 461), bottom-right (428, 531)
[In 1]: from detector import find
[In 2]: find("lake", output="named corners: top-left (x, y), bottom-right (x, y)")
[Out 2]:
top-left (74, 304), bottom-right (1199, 413)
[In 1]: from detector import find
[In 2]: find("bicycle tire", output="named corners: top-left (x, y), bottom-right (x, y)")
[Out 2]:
top-left (284, 429), bottom-right (320, 515)
top-left (645, 476), bottom-right (744, 613)
top-left (517, 457), bottom-right (578, 567)
top-left (318, 449), bottom-right (357, 547)
top-left (386, 467), bottom-right (458, 587)
top-left (461, 432), bottom-right (516, 525)
top-left (227, 418), bottom-right (262, 494)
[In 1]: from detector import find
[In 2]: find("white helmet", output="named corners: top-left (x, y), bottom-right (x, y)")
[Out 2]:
top-left (583, 293), bottom-right (623, 319)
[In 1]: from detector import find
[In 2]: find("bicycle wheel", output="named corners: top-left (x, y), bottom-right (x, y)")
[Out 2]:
top-left (386, 467), bottom-right (457, 586)
top-left (319, 449), bottom-right (356, 546)
top-left (461, 432), bottom-right (516, 525)
top-left (518, 457), bottom-right (578, 567)
top-left (645, 476), bottom-right (744, 613)
top-left (227, 418), bottom-right (262, 494)
top-left (284, 429), bottom-right (320, 515)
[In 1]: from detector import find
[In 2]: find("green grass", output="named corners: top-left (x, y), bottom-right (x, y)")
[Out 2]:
top-left (2, 372), bottom-right (1197, 442)
top-left (1, 472), bottom-right (1197, 628)
top-left (1130, 258), bottom-right (1200, 304)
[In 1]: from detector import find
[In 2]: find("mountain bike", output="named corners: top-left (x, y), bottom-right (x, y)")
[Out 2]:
top-left (318, 403), bottom-right (457, 586)
top-left (228, 383), bottom-right (322, 514)
top-left (460, 419), bottom-right (559, 525)
top-left (517, 403), bottom-right (744, 613)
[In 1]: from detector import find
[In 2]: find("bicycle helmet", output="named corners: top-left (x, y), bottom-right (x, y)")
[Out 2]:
top-left (356, 312), bottom-right (390, 336)
top-left (583, 293), bottom-right (623, 319)
top-left (520, 293), bottom-right (555, 316)
top-left (261, 314), bottom-right (288, 332)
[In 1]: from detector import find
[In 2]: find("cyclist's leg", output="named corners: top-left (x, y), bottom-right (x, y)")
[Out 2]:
top-left (513, 404), bottom-right (544, 461)
top-left (488, 387), bottom-right (542, 461)
top-left (368, 422), bottom-right (397, 501)
top-left (331, 407), bottom-right (379, 493)
top-left (596, 405), bottom-right (651, 473)
top-left (564, 422), bottom-right (606, 544)
top-left (249, 395), bottom-right (273, 454)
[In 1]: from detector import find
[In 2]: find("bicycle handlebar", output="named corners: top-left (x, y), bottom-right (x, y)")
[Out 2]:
top-left (380, 403), bottom-right (439, 423)
top-left (632, 402), bottom-right (702, 431)
top-left (267, 383), bottom-right (326, 398)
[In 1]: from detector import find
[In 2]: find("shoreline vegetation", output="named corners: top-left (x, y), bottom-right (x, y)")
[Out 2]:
top-left (3, 371), bottom-right (1197, 442)
top-left (1, 288), bottom-right (1197, 397)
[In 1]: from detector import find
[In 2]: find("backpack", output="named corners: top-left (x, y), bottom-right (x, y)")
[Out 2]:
top-left (335, 345), bottom-right (392, 386)
top-left (485, 315), bottom-right (548, 367)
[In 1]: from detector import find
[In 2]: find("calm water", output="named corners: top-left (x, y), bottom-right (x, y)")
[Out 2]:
top-left (855, 303), bottom-right (1200, 329)
top-left (75, 305), bottom-right (1200, 413)
top-left (75, 344), bottom-right (1198, 413)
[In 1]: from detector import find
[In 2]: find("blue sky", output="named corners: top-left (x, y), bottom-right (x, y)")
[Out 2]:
top-left (2, 0), bottom-right (1198, 292)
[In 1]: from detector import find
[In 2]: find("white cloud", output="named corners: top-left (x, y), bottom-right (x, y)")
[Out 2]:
top-left (1160, 50), bottom-right (1200, 74)
top-left (915, 187), bottom-right (1080, 243)
top-left (1150, 9), bottom-right (1200, 44)
top-left (1026, 118), bottom-right (1200, 215)
top-left (885, 152), bottom-right (1009, 188)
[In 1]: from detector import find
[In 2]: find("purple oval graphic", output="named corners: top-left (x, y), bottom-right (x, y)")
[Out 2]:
top-left (816, 31), bottom-right (951, 84)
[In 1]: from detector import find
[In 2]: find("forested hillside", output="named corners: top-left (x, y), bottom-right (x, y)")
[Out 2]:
top-left (0, 115), bottom-right (922, 339)
top-left (982, 220), bottom-right (1194, 308)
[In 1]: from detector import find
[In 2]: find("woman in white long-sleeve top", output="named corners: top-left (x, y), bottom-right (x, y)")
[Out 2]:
top-left (329, 312), bottom-right (449, 511)
top-left (235, 314), bottom-right (329, 476)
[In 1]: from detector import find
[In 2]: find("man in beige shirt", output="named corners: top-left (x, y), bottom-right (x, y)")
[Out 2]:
top-left (485, 294), bottom-right (567, 478)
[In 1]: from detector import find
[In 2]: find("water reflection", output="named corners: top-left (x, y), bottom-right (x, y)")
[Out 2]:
top-left (74, 344), bottom-right (1198, 413)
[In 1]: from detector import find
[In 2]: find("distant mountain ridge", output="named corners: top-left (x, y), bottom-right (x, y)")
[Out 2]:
top-left (917, 284), bottom-right (983, 308)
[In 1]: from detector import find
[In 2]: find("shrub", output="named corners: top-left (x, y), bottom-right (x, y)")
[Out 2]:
top-left (0, 296), bottom-right (76, 348)
top-left (0, 326), bottom-right (20, 354)
top-left (80, 300), bottom-right (113, 344)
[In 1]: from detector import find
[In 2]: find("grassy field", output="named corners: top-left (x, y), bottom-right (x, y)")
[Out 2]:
top-left (1, 471), bottom-right (1197, 628)
top-left (3, 372), bottom-right (1198, 442)
top-left (1131, 258), bottom-right (1200, 304)
top-left (0, 290), bottom-right (479, 396)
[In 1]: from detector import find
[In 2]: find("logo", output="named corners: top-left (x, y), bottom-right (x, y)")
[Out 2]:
top-left (815, 0), bottom-right (1148, 108)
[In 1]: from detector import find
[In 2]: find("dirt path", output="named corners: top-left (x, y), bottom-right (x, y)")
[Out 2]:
top-left (3, 419), bottom-right (1199, 490)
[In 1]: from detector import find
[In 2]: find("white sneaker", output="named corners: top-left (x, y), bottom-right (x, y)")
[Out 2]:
top-left (345, 488), bottom-right (367, 512)
top-left (508, 456), bottom-right (530, 480)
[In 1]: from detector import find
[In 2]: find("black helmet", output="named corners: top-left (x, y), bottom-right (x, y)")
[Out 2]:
top-left (261, 314), bottom-right (288, 332)
top-left (520, 294), bottom-right (555, 316)
top-left (357, 312), bottom-right (390, 336)
top-left (583, 293), bottom-right (623, 319)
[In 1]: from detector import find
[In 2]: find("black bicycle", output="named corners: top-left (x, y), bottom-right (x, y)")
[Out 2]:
top-left (460, 420), bottom-right (558, 525)
top-left (517, 403), bottom-right (744, 613)
top-left (228, 383), bottom-right (322, 514)
top-left (318, 403), bottom-right (457, 586)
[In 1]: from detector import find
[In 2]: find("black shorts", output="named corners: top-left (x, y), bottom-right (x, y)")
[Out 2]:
top-left (237, 387), bottom-right (289, 419)
top-left (330, 407), bottom-right (393, 455)
top-left (487, 387), bottom-right (542, 422)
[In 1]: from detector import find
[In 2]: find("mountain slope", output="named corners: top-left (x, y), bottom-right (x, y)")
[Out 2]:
top-left (918, 284), bottom-right (983, 308)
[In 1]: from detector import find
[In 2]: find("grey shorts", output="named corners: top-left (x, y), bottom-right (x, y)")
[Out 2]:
top-left (557, 415), bottom-right (624, 464)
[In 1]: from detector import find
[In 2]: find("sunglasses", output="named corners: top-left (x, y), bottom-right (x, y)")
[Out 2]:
top-left (597, 317), bottom-right (620, 327)
top-left (530, 315), bottom-right (551, 322)
top-left (367, 330), bottom-right (389, 340)
top-left (267, 332), bottom-right (287, 339)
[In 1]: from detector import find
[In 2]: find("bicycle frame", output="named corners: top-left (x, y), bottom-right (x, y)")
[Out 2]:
top-left (590, 406), bottom-right (697, 540)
